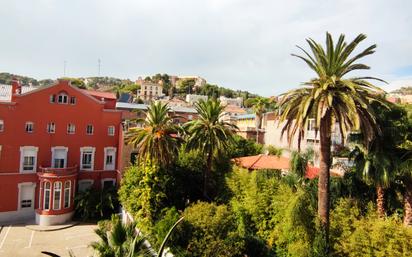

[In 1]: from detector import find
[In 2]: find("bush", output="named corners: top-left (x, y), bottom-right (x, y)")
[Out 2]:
top-left (118, 162), bottom-right (170, 231)
top-left (170, 202), bottom-right (246, 257)
top-left (228, 135), bottom-right (263, 158)
top-left (331, 198), bottom-right (412, 257)
top-left (74, 186), bottom-right (118, 221)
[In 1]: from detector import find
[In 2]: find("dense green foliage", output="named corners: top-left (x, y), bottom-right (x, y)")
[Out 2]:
top-left (228, 135), bottom-right (263, 158)
top-left (74, 186), bottom-right (119, 221)
top-left (90, 215), bottom-right (149, 257)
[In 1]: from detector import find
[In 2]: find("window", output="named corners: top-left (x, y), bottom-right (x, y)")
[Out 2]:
top-left (108, 126), bottom-right (115, 136)
top-left (67, 123), bottom-right (75, 134)
top-left (58, 93), bottom-right (68, 104)
top-left (80, 147), bottom-right (95, 170)
top-left (102, 179), bottom-right (115, 189)
top-left (25, 122), bottom-right (34, 133)
top-left (47, 122), bottom-right (55, 133)
top-left (52, 147), bottom-right (68, 168)
top-left (64, 181), bottom-right (71, 208)
top-left (50, 95), bottom-right (56, 103)
top-left (78, 180), bottom-right (93, 192)
top-left (53, 182), bottom-right (62, 210)
top-left (0, 119), bottom-right (3, 132)
top-left (70, 96), bottom-right (76, 105)
top-left (86, 124), bottom-right (94, 135)
top-left (44, 181), bottom-right (51, 210)
top-left (104, 147), bottom-right (116, 170)
top-left (20, 146), bottom-right (38, 173)
top-left (19, 184), bottom-right (34, 209)
top-left (307, 119), bottom-right (316, 131)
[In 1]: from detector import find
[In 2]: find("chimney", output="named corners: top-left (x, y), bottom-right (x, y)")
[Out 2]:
top-left (11, 77), bottom-right (21, 102)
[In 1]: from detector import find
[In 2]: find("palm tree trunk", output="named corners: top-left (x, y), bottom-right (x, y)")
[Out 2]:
top-left (203, 150), bottom-right (213, 199)
top-left (318, 112), bottom-right (332, 251)
top-left (404, 177), bottom-right (412, 226)
top-left (376, 185), bottom-right (385, 218)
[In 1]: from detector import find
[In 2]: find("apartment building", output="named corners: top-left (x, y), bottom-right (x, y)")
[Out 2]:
top-left (137, 81), bottom-right (164, 102)
top-left (0, 80), bottom-right (122, 225)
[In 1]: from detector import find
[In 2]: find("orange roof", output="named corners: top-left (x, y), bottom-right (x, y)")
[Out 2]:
top-left (233, 154), bottom-right (343, 179)
top-left (224, 105), bottom-right (247, 114)
top-left (233, 154), bottom-right (289, 170)
top-left (81, 89), bottom-right (116, 100)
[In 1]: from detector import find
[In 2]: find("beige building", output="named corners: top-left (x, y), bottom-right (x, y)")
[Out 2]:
top-left (219, 96), bottom-right (243, 107)
top-left (137, 81), bottom-right (164, 102)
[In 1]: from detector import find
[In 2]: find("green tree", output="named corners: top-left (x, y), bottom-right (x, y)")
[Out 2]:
top-left (248, 97), bottom-right (276, 143)
top-left (278, 32), bottom-right (386, 249)
top-left (125, 102), bottom-right (183, 166)
top-left (185, 99), bottom-right (237, 198)
top-left (349, 103), bottom-right (405, 217)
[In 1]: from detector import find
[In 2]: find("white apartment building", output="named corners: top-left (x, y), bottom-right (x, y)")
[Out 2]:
top-left (219, 96), bottom-right (243, 107)
top-left (185, 94), bottom-right (208, 105)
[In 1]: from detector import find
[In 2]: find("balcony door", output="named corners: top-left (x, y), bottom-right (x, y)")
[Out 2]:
top-left (52, 147), bottom-right (68, 169)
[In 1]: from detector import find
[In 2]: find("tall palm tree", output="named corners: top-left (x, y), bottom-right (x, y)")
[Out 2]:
top-left (350, 102), bottom-right (404, 218)
top-left (125, 102), bottom-right (183, 166)
top-left (278, 32), bottom-right (386, 249)
top-left (350, 138), bottom-right (393, 217)
top-left (249, 97), bottom-right (275, 143)
top-left (185, 99), bottom-right (237, 198)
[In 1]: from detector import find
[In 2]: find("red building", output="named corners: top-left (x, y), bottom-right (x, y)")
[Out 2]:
top-left (0, 80), bottom-right (123, 225)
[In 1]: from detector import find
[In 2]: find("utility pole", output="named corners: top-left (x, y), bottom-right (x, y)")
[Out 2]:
top-left (98, 58), bottom-right (101, 77)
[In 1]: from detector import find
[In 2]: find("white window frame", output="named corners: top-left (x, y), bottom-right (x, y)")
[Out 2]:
top-left (64, 180), bottom-right (71, 208)
top-left (78, 179), bottom-right (94, 192)
top-left (86, 124), bottom-right (94, 135)
top-left (0, 119), bottom-right (3, 132)
top-left (51, 146), bottom-right (68, 169)
top-left (67, 123), bottom-right (75, 134)
top-left (108, 125), bottom-right (115, 136)
top-left (19, 146), bottom-right (39, 173)
top-left (25, 122), bottom-right (34, 133)
top-left (101, 178), bottom-right (116, 189)
top-left (104, 147), bottom-right (117, 170)
top-left (50, 94), bottom-right (56, 103)
top-left (53, 181), bottom-right (62, 210)
top-left (47, 122), bottom-right (56, 134)
top-left (57, 93), bottom-right (68, 104)
top-left (80, 147), bottom-right (96, 171)
top-left (43, 181), bottom-right (51, 210)
top-left (17, 182), bottom-right (36, 211)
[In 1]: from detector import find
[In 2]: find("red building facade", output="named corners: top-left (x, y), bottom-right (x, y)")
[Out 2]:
top-left (0, 80), bottom-right (123, 225)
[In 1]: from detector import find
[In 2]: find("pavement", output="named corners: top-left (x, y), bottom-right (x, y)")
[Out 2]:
top-left (0, 222), bottom-right (98, 257)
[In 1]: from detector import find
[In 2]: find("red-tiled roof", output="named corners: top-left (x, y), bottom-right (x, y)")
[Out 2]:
top-left (233, 154), bottom-right (343, 179)
top-left (81, 89), bottom-right (116, 100)
top-left (233, 154), bottom-right (289, 170)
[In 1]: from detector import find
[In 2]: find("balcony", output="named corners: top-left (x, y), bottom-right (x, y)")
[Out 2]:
top-left (38, 165), bottom-right (78, 177)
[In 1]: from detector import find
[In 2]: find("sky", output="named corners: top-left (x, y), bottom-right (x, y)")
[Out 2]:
top-left (0, 0), bottom-right (412, 96)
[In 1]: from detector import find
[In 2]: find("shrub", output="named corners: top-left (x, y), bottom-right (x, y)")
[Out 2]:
top-left (331, 198), bottom-right (412, 257)
top-left (118, 162), bottom-right (170, 231)
top-left (170, 202), bottom-right (246, 257)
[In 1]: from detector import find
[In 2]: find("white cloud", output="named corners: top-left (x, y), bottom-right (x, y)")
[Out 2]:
top-left (0, 0), bottom-right (411, 96)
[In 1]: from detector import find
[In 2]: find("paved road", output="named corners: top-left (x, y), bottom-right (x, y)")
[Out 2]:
top-left (0, 223), bottom-right (98, 257)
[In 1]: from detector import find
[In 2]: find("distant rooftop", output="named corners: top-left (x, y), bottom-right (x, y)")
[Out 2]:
top-left (0, 84), bottom-right (38, 102)
top-left (116, 102), bottom-right (197, 113)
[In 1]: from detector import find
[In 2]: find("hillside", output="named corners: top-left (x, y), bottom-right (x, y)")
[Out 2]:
top-left (0, 72), bottom-right (259, 100)
top-left (392, 86), bottom-right (412, 95)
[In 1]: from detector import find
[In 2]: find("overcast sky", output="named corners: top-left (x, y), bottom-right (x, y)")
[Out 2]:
top-left (0, 0), bottom-right (411, 96)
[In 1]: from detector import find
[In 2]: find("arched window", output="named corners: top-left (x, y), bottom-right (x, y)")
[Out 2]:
top-left (44, 181), bottom-right (51, 210)
top-left (57, 93), bottom-right (68, 104)
top-left (53, 182), bottom-right (62, 210)
top-left (64, 181), bottom-right (71, 208)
